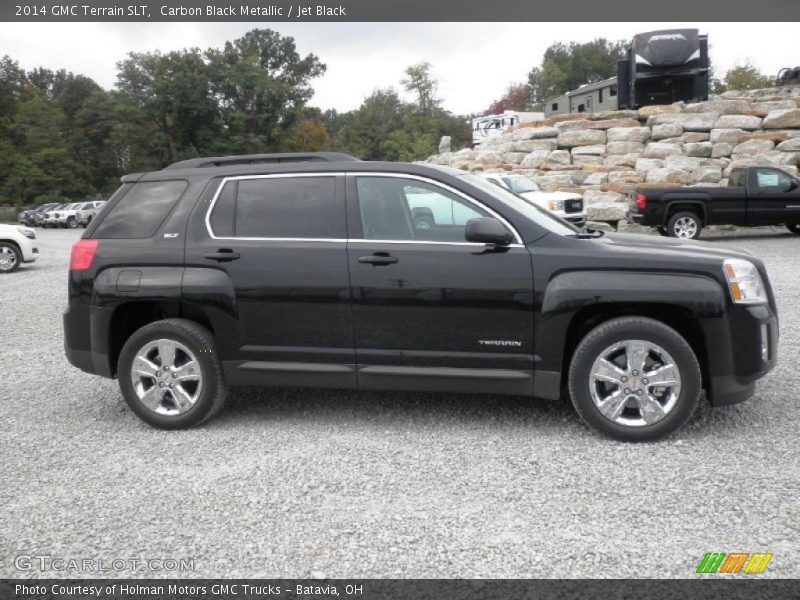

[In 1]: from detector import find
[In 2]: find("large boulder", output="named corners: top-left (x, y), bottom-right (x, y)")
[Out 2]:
top-left (571, 144), bottom-right (607, 155)
top-left (502, 152), bottom-right (527, 165)
top-left (557, 129), bottom-right (607, 147)
top-left (592, 109), bottom-right (640, 121)
top-left (572, 154), bottom-right (604, 167)
top-left (651, 123), bottom-right (684, 140)
top-left (693, 166), bottom-right (723, 183)
top-left (474, 149), bottom-right (505, 164)
top-left (712, 143), bottom-right (736, 158)
top-left (715, 115), bottom-right (763, 130)
top-left (606, 141), bottom-right (644, 155)
top-left (765, 151), bottom-right (800, 166)
top-left (777, 138), bottom-right (800, 152)
top-left (512, 139), bottom-right (558, 153)
top-left (583, 190), bottom-right (627, 222)
top-left (683, 132), bottom-right (710, 143)
top-left (753, 100), bottom-right (797, 112)
top-left (588, 118), bottom-right (641, 130)
top-left (555, 119), bottom-right (594, 132)
top-left (665, 155), bottom-right (708, 171)
top-left (638, 104), bottom-right (683, 118)
top-left (646, 168), bottom-right (693, 184)
top-left (684, 100), bottom-right (751, 115)
top-left (438, 136), bottom-right (452, 153)
top-left (607, 127), bottom-right (651, 143)
top-left (763, 109), bottom-right (800, 129)
top-left (648, 112), bottom-right (719, 131)
top-left (732, 139), bottom-right (775, 155)
top-left (546, 150), bottom-right (572, 165)
top-left (685, 142), bottom-right (713, 158)
top-left (511, 126), bottom-right (559, 141)
top-left (604, 153), bottom-right (639, 168)
top-left (710, 128), bottom-right (748, 144)
top-left (519, 150), bottom-right (551, 168)
top-left (635, 158), bottom-right (665, 172)
top-left (643, 142), bottom-right (683, 159)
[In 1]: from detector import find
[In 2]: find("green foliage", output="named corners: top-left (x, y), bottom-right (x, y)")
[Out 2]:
top-left (712, 63), bottom-right (773, 94)
top-left (0, 36), bottom-right (473, 206)
top-left (527, 38), bottom-right (626, 108)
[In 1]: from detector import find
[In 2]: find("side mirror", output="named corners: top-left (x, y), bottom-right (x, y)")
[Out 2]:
top-left (465, 217), bottom-right (513, 245)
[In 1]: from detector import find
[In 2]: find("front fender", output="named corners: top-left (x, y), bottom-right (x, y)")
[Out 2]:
top-left (532, 270), bottom-right (727, 399)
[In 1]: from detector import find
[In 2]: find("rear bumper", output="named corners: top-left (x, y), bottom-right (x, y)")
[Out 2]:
top-left (626, 211), bottom-right (645, 224)
top-left (704, 304), bottom-right (778, 407)
top-left (64, 304), bottom-right (114, 378)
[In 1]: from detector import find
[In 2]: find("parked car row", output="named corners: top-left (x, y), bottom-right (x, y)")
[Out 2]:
top-left (18, 201), bottom-right (105, 229)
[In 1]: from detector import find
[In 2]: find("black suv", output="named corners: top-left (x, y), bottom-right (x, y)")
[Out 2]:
top-left (64, 153), bottom-right (779, 441)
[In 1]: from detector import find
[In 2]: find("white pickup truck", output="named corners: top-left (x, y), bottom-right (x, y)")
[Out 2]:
top-left (478, 173), bottom-right (587, 227)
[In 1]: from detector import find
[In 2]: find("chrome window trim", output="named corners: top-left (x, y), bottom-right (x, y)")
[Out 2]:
top-left (204, 171), bottom-right (523, 247)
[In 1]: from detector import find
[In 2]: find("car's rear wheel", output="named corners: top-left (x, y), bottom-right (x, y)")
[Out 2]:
top-left (568, 316), bottom-right (701, 442)
top-left (67, 218), bottom-right (78, 229)
top-left (786, 223), bottom-right (800, 235)
top-left (667, 211), bottom-right (702, 240)
top-left (118, 319), bottom-right (228, 429)
top-left (0, 243), bottom-right (21, 273)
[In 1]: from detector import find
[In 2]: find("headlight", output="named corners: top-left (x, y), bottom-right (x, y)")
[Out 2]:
top-left (723, 259), bottom-right (767, 304)
top-left (548, 200), bottom-right (565, 211)
top-left (17, 227), bottom-right (36, 239)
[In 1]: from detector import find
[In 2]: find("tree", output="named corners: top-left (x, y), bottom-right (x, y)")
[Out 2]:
top-left (402, 62), bottom-right (440, 113)
top-left (205, 28), bottom-right (326, 154)
top-left (285, 119), bottom-right (330, 152)
top-left (713, 63), bottom-right (772, 94)
top-left (485, 83), bottom-right (531, 114)
top-left (527, 38), bottom-right (626, 108)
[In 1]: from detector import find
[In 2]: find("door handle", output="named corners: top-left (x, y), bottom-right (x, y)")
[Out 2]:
top-left (358, 253), bottom-right (398, 266)
top-left (204, 249), bottom-right (240, 262)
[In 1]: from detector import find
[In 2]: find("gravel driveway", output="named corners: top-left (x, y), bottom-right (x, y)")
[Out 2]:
top-left (0, 228), bottom-right (797, 579)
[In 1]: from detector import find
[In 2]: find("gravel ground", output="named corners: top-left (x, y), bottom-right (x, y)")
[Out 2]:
top-left (0, 228), bottom-right (797, 579)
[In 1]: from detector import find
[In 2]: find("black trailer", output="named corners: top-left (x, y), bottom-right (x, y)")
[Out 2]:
top-left (617, 29), bottom-right (709, 110)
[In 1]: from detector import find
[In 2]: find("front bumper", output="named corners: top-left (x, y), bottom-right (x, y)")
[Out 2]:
top-left (704, 303), bottom-right (778, 407)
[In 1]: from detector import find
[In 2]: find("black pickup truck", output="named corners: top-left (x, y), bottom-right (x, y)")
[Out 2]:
top-left (627, 166), bottom-right (800, 239)
top-left (64, 153), bottom-right (779, 442)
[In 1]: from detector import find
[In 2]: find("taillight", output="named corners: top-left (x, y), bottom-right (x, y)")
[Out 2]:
top-left (636, 193), bottom-right (647, 210)
top-left (70, 239), bottom-right (99, 271)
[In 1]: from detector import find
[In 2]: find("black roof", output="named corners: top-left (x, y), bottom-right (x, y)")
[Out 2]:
top-left (162, 152), bottom-right (361, 171)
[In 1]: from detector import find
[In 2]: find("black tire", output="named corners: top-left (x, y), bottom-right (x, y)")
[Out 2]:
top-left (66, 218), bottom-right (78, 229)
top-left (0, 242), bottom-right (21, 273)
top-left (667, 211), bottom-right (702, 240)
top-left (786, 223), bottom-right (800, 235)
top-left (567, 316), bottom-right (702, 442)
top-left (117, 318), bottom-right (228, 429)
top-left (414, 216), bottom-right (435, 231)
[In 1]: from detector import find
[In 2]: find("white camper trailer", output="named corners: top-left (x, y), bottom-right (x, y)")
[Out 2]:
top-left (472, 110), bottom-right (544, 146)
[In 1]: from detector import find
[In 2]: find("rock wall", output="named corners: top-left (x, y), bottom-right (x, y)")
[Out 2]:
top-left (426, 86), bottom-right (800, 224)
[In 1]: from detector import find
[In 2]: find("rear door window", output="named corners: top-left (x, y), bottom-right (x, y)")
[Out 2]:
top-left (93, 181), bottom-right (187, 239)
top-left (208, 176), bottom-right (339, 239)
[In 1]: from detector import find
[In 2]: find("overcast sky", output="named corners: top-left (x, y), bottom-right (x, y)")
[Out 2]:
top-left (0, 22), bottom-right (797, 114)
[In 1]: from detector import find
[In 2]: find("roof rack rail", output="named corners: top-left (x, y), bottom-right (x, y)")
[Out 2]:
top-left (163, 152), bottom-right (361, 170)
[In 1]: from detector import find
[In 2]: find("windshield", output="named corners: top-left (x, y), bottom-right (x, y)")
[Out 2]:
top-left (503, 176), bottom-right (540, 194)
top-left (459, 173), bottom-right (579, 237)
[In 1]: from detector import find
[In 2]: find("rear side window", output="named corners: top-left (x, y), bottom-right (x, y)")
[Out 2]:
top-left (208, 176), bottom-right (337, 239)
top-left (94, 181), bottom-right (187, 239)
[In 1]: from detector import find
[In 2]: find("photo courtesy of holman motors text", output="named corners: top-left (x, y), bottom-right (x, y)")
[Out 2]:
top-left (0, 0), bottom-right (798, 598)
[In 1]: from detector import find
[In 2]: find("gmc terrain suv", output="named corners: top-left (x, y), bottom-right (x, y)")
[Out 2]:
top-left (64, 153), bottom-right (779, 441)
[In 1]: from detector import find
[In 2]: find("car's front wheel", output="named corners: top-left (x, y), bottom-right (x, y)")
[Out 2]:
top-left (118, 319), bottom-right (228, 429)
top-left (568, 316), bottom-right (701, 442)
top-left (0, 243), bottom-right (21, 273)
top-left (667, 211), bottom-right (702, 240)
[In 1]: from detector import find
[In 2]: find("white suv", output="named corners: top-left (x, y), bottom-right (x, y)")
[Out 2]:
top-left (479, 173), bottom-right (587, 227)
top-left (0, 224), bottom-right (39, 273)
top-left (43, 201), bottom-right (102, 229)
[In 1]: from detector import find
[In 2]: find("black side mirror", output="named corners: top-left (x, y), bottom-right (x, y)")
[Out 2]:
top-left (465, 217), bottom-right (513, 245)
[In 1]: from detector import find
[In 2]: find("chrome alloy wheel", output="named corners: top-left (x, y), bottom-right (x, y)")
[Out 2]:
top-left (672, 216), bottom-right (698, 238)
top-left (130, 339), bottom-right (202, 416)
top-left (588, 340), bottom-right (681, 427)
top-left (0, 246), bottom-right (19, 271)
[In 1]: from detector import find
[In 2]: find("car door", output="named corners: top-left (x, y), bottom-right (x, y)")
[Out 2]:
top-left (186, 172), bottom-right (356, 389)
top-left (747, 167), bottom-right (800, 225)
top-left (346, 173), bottom-right (535, 396)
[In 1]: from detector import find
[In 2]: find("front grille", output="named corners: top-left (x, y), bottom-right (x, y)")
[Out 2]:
top-left (564, 199), bottom-right (583, 213)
